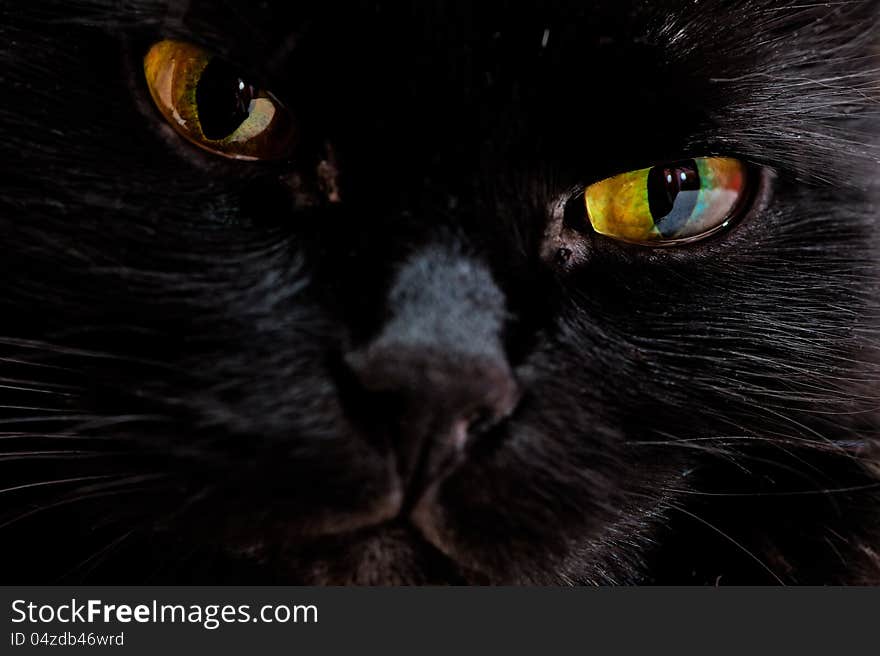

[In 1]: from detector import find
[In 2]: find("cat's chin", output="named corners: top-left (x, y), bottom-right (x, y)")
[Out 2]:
top-left (275, 521), bottom-right (474, 585)
top-left (212, 481), bottom-right (483, 584)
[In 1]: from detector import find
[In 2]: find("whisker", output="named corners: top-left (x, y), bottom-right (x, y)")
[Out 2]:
top-left (0, 356), bottom-right (71, 372)
top-left (60, 528), bottom-right (138, 582)
top-left (0, 336), bottom-right (187, 374)
top-left (0, 432), bottom-right (114, 441)
top-left (666, 503), bottom-right (786, 585)
top-left (661, 481), bottom-right (880, 498)
top-left (0, 414), bottom-right (167, 428)
top-left (0, 474), bottom-right (169, 531)
top-left (0, 405), bottom-right (70, 412)
top-left (0, 450), bottom-right (124, 462)
top-left (0, 381), bottom-right (77, 397)
top-left (0, 474), bottom-right (125, 496)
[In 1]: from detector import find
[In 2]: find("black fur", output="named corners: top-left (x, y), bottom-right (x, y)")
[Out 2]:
top-left (1, 0), bottom-right (880, 584)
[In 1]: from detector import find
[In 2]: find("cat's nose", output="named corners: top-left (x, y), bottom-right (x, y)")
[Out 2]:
top-left (347, 345), bottom-right (520, 492)
top-left (344, 248), bottom-right (520, 499)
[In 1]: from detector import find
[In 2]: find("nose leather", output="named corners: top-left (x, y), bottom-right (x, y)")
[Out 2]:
top-left (345, 248), bottom-right (520, 499)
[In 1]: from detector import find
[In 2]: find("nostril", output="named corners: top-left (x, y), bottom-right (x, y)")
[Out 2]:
top-left (465, 408), bottom-right (494, 435)
top-left (343, 341), bottom-right (520, 496)
top-left (342, 349), bottom-right (384, 392)
top-left (465, 399), bottom-right (515, 439)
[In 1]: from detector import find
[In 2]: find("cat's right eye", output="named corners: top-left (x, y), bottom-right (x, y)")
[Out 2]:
top-left (584, 157), bottom-right (750, 246)
top-left (144, 40), bottom-right (298, 161)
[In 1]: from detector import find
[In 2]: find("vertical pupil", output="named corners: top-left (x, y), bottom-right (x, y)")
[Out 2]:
top-left (195, 58), bottom-right (257, 140)
top-left (646, 160), bottom-right (701, 237)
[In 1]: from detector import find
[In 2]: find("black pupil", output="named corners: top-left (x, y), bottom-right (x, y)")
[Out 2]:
top-left (196, 58), bottom-right (258, 140)
top-left (646, 160), bottom-right (701, 237)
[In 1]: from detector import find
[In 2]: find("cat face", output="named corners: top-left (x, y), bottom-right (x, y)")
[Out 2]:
top-left (2, 0), bottom-right (880, 584)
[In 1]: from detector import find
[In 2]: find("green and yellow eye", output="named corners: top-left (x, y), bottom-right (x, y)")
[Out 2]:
top-left (584, 157), bottom-right (749, 245)
top-left (144, 40), bottom-right (297, 160)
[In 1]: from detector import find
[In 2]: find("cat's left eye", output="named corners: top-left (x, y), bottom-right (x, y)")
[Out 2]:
top-left (144, 40), bottom-right (297, 160)
top-left (584, 157), bottom-right (750, 245)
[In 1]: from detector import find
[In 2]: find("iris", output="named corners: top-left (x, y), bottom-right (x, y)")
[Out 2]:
top-left (584, 157), bottom-right (748, 245)
top-left (143, 40), bottom-right (297, 161)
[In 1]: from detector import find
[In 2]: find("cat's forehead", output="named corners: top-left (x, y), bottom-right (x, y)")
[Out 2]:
top-left (151, 1), bottom-right (637, 84)
top-left (86, 0), bottom-right (875, 182)
top-left (139, 2), bottom-right (692, 171)
top-left (166, 0), bottom-right (656, 44)
top-left (150, 0), bottom-right (832, 61)
top-left (139, 0), bottom-right (878, 180)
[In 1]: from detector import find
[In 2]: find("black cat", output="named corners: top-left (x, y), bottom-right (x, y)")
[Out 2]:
top-left (1, 0), bottom-right (879, 584)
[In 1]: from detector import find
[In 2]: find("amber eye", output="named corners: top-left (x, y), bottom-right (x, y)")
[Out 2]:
top-left (144, 40), bottom-right (297, 160)
top-left (584, 158), bottom-right (750, 245)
